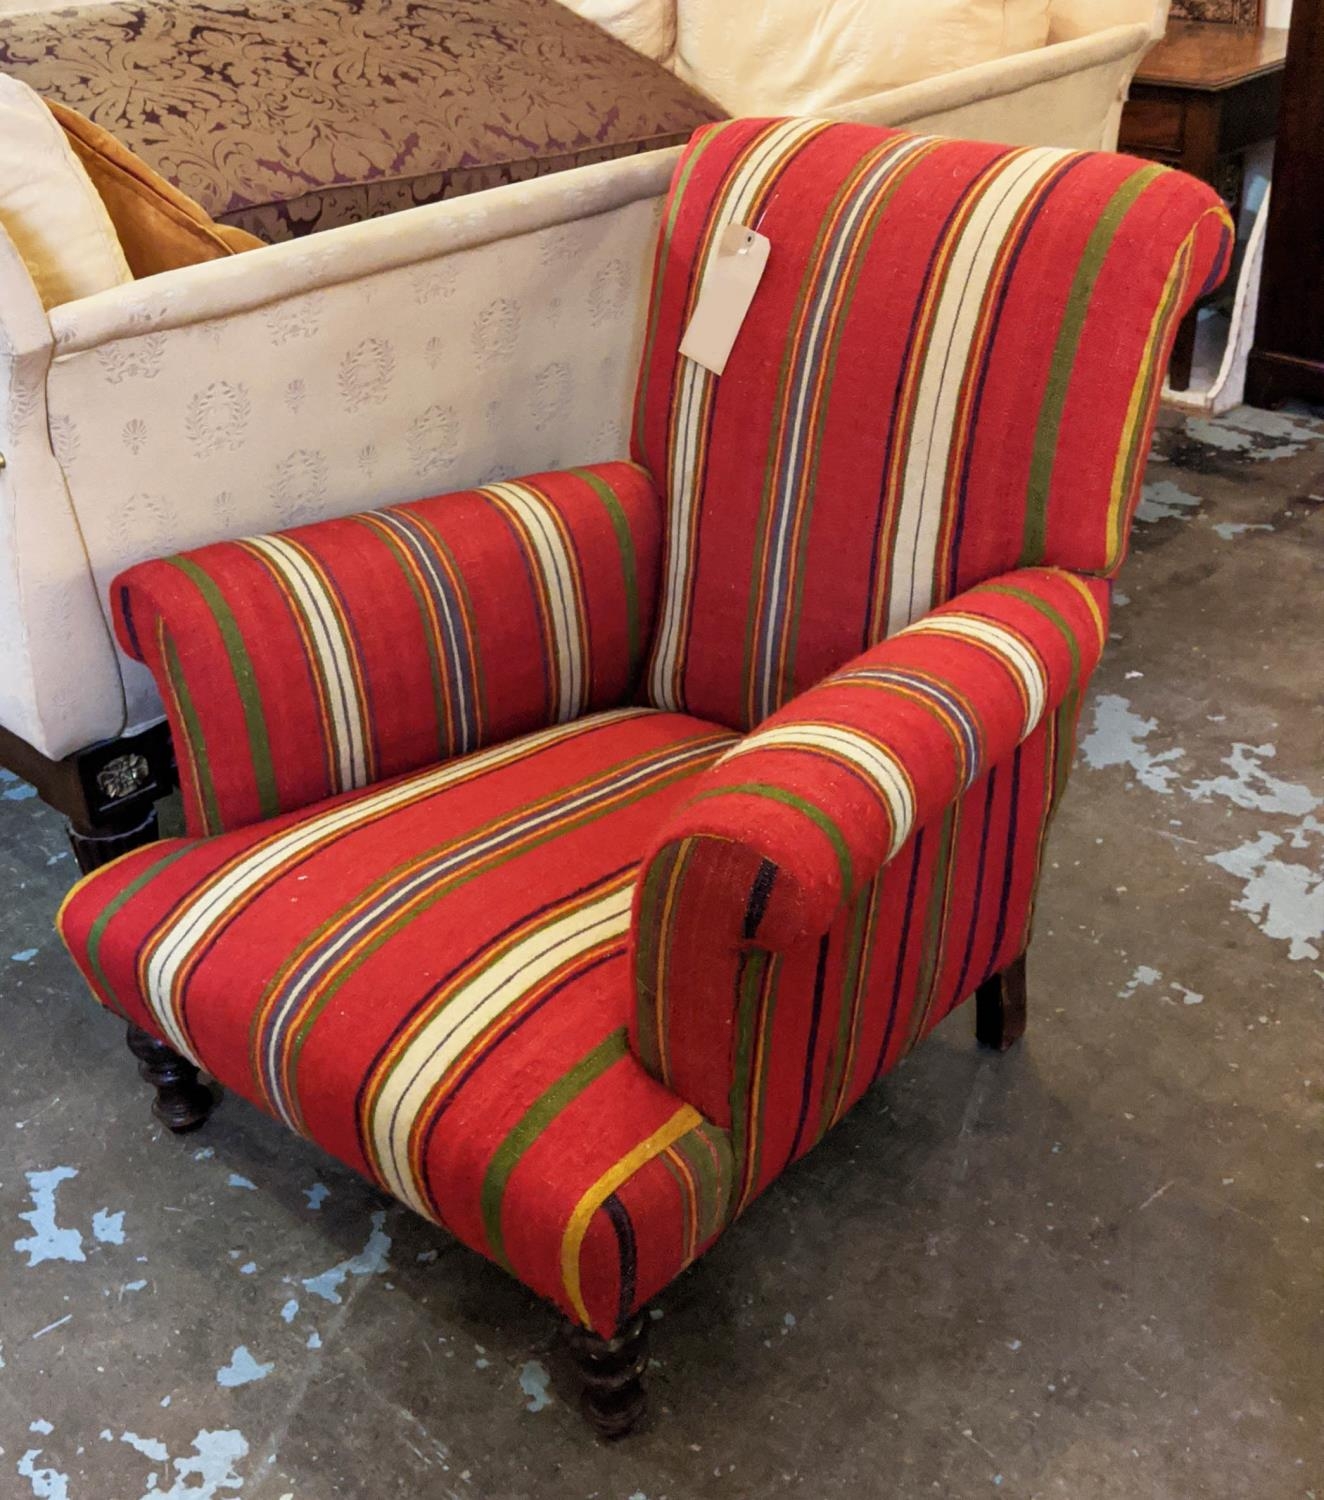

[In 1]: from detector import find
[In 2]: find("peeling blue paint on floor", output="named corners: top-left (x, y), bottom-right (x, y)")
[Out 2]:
top-left (1211, 521), bottom-right (1273, 541)
top-left (119, 1431), bottom-right (170, 1463)
top-left (91, 1209), bottom-right (126, 1246)
top-left (227, 1174), bottom-right (257, 1192)
top-left (156, 1430), bottom-right (250, 1499)
top-left (1079, 696), bottom-right (1185, 794)
top-left (1119, 964), bottom-right (1162, 1000)
top-left (1136, 478), bottom-right (1201, 524)
top-left (1209, 830), bottom-right (1324, 964)
top-left (519, 1360), bottom-right (552, 1413)
top-left (14, 1168), bottom-right (85, 1267)
top-left (304, 1182), bottom-right (330, 1211)
top-left (216, 1345), bottom-right (274, 1388)
top-left (301, 1209), bottom-right (391, 1305)
top-left (16, 1448), bottom-right (70, 1500)
top-left (1187, 744), bottom-right (1319, 818)
top-left (1186, 406), bottom-right (1318, 459)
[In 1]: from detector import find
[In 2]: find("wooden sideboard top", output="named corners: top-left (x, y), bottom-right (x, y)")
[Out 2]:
top-left (1135, 20), bottom-right (1290, 89)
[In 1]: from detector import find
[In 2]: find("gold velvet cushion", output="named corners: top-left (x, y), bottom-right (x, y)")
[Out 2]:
top-left (48, 98), bottom-right (264, 278)
top-left (0, 0), bottom-right (725, 243)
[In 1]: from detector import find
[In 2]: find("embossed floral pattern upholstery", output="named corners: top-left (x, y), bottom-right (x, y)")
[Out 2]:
top-left (0, 0), bottom-right (724, 241)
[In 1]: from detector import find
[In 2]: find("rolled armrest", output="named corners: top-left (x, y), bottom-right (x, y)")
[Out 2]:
top-left (640, 567), bottom-right (1107, 951)
top-left (632, 566), bottom-right (1107, 1118)
top-left (113, 462), bottom-right (660, 835)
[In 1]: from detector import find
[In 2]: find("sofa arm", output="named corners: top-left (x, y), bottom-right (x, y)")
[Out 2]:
top-left (632, 567), bottom-right (1108, 1112)
top-left (114, 462), bottom-right (661, 836)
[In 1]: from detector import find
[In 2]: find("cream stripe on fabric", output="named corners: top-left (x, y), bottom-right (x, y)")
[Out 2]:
top-left (720, 721), bottom-right (917, 858)
top-left (884, 146), bottom-right (1072, 636)
top-left (754, 133), bottom-right (934, 722)
top-left (373, 880), bottom-right (635, 1218)
top-left (141, 709), bottom-right (647, 1058)
top-left (905, 615), bottom-right (1046, 737)
top-left (245, 534), bottom-right (369, 791)
top-left (650, 117), bottom-right (827, 711)
top-left (482, 481), bottom-right (587, 720)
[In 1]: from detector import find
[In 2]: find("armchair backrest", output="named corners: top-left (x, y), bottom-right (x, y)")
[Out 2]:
top-left (631, 118), bottom-right (1231, 732)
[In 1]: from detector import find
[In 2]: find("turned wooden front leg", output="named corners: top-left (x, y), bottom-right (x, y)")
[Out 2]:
top-left (975, 953), bottom-right (1028, 1052)
top-left (125, 1024), bottom-right (216, 1133)
top-left (565, 1311), bottom-right (649, 1438)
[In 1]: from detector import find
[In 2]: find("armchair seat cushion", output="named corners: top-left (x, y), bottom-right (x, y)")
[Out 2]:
top-left (59, 707), bottom-right (736, 1332)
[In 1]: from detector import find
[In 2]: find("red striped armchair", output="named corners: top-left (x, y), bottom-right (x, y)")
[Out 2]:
top-left (58, 118), bottom-right (1230, 1435)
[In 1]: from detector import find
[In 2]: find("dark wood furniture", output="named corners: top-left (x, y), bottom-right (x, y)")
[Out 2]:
top-left (1171, 0), bottom-right (1263, 23)
top-left (1119, 20), bottom-right (1288, 389)
top-left (0, 719), bottom-right (176, 874)
top-left (1247, 0), bottom-right (1324, 407)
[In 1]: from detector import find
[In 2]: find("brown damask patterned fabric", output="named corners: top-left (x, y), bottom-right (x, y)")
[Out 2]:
top-left (0, 0), bottom-right (725, 241)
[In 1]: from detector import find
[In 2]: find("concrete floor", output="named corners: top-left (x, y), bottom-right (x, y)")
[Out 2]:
top-left (2, 405), bottom-right (1321, 1500)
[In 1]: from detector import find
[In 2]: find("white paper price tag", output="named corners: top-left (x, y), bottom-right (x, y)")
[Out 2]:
top-left (679, 224), bottom-right (771, 377)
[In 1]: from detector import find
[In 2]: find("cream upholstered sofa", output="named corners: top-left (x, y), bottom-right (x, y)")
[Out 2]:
top-left (569, 0), bottom-right (1169, 152)
top-left (0, 148), bottom-right (680, 860)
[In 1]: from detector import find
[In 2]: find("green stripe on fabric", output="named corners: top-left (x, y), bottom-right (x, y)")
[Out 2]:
top-left (1020, 164), bottom-right (1165, 566)
top-left (903, 804), bottom-right (959, 1053)
top-left (691, 782), bottom-right (855, 903)
top-left (729, 949), bottom-right (774, 1207)
top-left (167, 555), bottom-right (280, 821)
top-left (481, 1029), bottom-right (627, 1271)
top-left (84, 846), bottom-right (195, 1016)
top-left (632, 839), bottom-right (691, 1083)
top-left (980, 584), bottom-right (1083, 689)
top-left (818, 879), bottom-right (873, 1139)
top-left (674, 1123), bottom-right (734, 1242)
top-left (163, 630), bottom-right (221, 836)
top-left (573, 468), bottom-right (644, 678)
top-left (1050, 695), bottom-right (1078, 810)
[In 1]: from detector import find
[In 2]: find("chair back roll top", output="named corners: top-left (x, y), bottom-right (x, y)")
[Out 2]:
top-left (632, 117), bottom-right (1232, 733)
top-left (111, 463), bottom-right (662, 837)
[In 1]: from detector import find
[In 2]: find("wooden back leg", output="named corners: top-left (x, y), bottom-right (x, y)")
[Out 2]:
top-left (975, 954), bottom-right (1028, 1052)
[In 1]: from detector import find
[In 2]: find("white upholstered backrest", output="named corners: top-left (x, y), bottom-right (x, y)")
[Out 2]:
top-left (41, 150), bottom-right (674, 747)
top-left (1048, 0), bottom-right (1169, 42)
top-left (557, 0), bottom-right (677, 60)
top-left (672, 0), bottom-right (1055, 116)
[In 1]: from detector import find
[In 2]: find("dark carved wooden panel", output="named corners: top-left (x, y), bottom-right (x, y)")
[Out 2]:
top-left (1171, 0), bottom-right (1264, 22)
top-left (1247, 0), bottom-right (1324, 406)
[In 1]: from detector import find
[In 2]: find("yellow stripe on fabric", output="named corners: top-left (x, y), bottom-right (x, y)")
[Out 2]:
top-left (560, 1105), bottom-right (702, 1329)
top-left (1058, 570), bottom-right (1107, 653)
